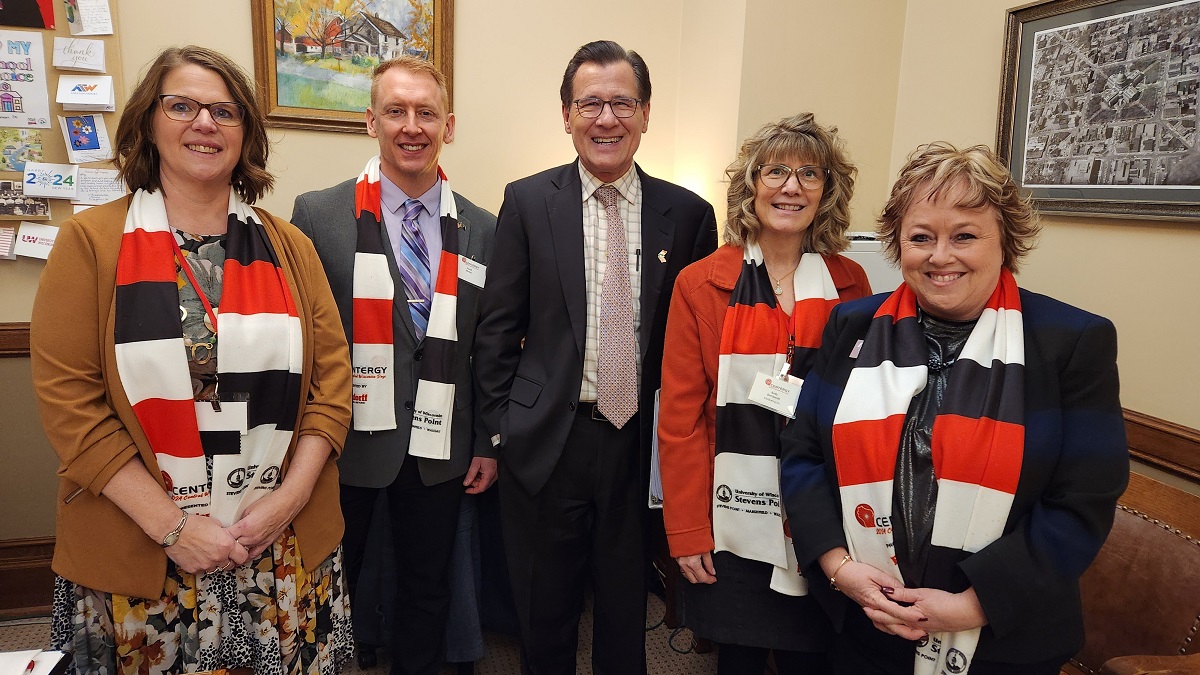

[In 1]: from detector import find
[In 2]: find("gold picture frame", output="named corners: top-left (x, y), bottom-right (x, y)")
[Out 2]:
top-left (250, 0), bottom-right (454, 134)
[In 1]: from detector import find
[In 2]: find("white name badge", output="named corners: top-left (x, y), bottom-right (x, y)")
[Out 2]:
top-left (458, 255), bottom-right (486, 288)
top-left (195, 401), bottom-right (248, 434)
top-left (747, 372), bottom-right (803, 419)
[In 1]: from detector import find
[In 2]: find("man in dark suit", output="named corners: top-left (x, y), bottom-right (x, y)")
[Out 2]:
top-left (474, 40), bottom-right (718, 675)
top-left (291, 56), bottom-right (496, 675)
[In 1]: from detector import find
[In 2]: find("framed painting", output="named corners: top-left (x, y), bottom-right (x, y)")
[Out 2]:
top-left (997, 0), bottom-right (1200, 219)
top-left (251, 0), bottom-right (454, 134)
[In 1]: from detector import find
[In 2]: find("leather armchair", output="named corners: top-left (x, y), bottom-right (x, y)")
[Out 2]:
top-left (1061, 472), bottom-right (1200, 675)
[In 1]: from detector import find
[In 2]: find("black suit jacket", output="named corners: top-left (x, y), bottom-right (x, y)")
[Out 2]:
top-left (292, 178), bottom-right (497, 488)
top-left (475, 161), bottom-right (717, 496)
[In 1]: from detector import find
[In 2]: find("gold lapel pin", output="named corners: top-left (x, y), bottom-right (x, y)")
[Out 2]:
top-left (657, 249), bottom-right (668, 263)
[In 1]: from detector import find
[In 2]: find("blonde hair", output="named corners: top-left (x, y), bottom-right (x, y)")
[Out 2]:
top-left (877, 142), bottom-right (1039, 272)
top-left (371, 55), bottom-right (449, 111)
top-left (724, 112), bottom-right (856, 254)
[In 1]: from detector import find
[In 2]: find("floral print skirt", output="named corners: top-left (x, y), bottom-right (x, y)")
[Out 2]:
top-left (50, 528), bottom-right (352, 675)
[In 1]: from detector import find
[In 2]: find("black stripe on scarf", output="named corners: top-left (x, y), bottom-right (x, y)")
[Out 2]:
top-left (115, 281), bottom-right (182, 343)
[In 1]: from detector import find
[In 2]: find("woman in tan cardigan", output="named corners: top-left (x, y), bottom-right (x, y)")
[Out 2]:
top-left (658, 113), bottom-right (871, 674)
top-left (31, 46), bottom-right (352, 675)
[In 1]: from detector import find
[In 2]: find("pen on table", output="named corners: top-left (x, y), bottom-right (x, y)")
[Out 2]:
top-left (24, 658), bottom-right (36, 675)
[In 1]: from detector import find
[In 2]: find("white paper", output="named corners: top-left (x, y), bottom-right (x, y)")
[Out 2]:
top-left (56, 74), bottom-right (114, 112)
top-left (71, 204), bottom-right (90, 214)
top-left (746, 371), bottom-right (802, 419)
top-left (648, 389), bottom-right (663, 508)
top-left (0, 224), bottom-right (16, 259)
top-left (0, 650), bottom-right (68, 675)
top-left (66, 0), bottom-right (113, 35)
top-left (53, 37), bottom-right (105, 72)
top-left (22, 162), bottom-right (78, 199)
top-left (73, 167), bottom-right (123, 204)
top-left (0, 31), bottom-right (51, 128)
top-left (457, 255), bottom-right (486, 288)
top-left (59, 114), bottom-right (111, 163)
top-left (14, 221), bottom-right (57, 259)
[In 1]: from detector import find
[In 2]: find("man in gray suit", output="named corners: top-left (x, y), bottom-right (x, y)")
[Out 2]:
top-left (291, 55), bottom-right (496, 675)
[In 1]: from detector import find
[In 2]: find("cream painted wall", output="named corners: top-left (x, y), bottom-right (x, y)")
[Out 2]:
top-left (891, 0), bottom-right (1200, 428)
top-left (0, 359), bottom-right (58, 539)
top-left (737, 0), bottom-right (908, 233)
top-left (115, 0), bottom-right (709, 221)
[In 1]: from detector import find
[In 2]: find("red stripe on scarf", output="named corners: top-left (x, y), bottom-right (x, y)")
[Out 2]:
top-left (435, 250), bottom-right (459, 296)
top-left (933, 415), bottom-right (1024, 493)
top-left (832, 415), bottom-right (907, 485)
top-left (792, 297), bottom-right (840, 348)
top-left (876, 285), bottom-right (920, 324)
top-left (719, 303), bottom-right (783, 355)
top-left (133, 398), bottom-right (203, 458)
top-left (355, 177), bottom-right (381, 220)
top-left (353, 298), bottom-right (393, 344)
top-left (221, 260), bottom-right (301, 316)
top-left (115, 229), bottom-right (176, 285)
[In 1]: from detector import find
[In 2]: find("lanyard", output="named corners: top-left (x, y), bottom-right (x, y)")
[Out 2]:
top-left (171, 234), bottom-right (218, 336)
top-left (778, 302), bottom-right (798, 380)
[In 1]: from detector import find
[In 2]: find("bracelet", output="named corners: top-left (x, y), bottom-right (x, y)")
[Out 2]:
top-left (160, 512), bottom-right (188, 548)
top-left (828, 554), bottom-right (853, 591)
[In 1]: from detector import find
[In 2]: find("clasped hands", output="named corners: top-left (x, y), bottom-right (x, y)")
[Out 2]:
top-left (165, 486), bottom-right (306, 575)
top-left (822, 552), bottom-right (987, 640)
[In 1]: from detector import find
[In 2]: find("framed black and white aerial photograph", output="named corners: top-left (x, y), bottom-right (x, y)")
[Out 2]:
top-left (997, 0), bottom-right (1200, 219)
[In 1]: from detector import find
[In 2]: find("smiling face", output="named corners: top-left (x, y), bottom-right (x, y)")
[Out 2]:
top-left (366, 67), bottom-right (454, 196)
top-left (151, 63), bottom-right (243, 194)
top-left (563, 61), bottom-right (649, 183)
top-left (899, 180), bottom-right (1005, 321)
top-left (753, 156), bottom-right (824, 246)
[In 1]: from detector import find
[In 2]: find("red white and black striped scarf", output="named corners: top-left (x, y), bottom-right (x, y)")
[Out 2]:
top-left (351, 156), bottom-right (459, 460)
top-left (713, 243), bottom-right (840, 596)
top-left (832, 269), bottom-right (1025, 674)
top-left (114, 188), bottom-right (302, 526)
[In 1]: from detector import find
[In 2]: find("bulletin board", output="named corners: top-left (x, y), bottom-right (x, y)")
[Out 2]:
top-left (0, 0), bottom-right (125, 325)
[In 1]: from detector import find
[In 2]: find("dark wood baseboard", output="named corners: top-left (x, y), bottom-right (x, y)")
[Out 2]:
top-left (0, 322), bottom-right (30, 357)
top-left (0, 537), bottom-right (54, 618)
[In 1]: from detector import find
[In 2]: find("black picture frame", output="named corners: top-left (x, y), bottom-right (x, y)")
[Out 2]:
top-left (997, 0), bottom-right (1200, 219)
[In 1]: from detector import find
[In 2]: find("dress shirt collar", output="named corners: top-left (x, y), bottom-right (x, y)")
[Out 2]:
top-left (380, 173), bottom-right (441, 216)
top-left (578, 162), bottom-right (638, 204)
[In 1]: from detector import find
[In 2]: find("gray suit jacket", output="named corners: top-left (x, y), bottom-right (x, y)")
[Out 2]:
top-left (292, 177), bottom-right (497, 487)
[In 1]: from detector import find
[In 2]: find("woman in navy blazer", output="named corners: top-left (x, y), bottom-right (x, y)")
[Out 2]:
top-left (779, 143), bottom-right (1128, 674)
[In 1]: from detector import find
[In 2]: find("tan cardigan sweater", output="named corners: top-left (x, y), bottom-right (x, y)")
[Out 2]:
top-left (30, 196), bottom-right (352, 598)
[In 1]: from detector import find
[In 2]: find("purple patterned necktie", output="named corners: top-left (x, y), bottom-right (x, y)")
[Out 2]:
top-left (397, 198), bottom-right (431, 339)
top-left (595, 185), bottom-right (638, 428)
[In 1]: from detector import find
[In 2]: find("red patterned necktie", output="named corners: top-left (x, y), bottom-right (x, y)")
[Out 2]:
top-left (595, 185), bottom-right (638, 428)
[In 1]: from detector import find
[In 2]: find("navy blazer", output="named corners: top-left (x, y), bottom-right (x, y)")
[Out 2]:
top-left (780, 288), bottom-right (1129, 663)
top-left (475, 161), bottom-right (718, 496)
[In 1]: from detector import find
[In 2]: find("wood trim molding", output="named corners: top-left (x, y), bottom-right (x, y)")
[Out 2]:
top-left (0, 321), bottom-right (30, 357)
top-left (1125, 409), bottom-right (1200, 482)
top-left (0, 536), bottom-right (54, 619)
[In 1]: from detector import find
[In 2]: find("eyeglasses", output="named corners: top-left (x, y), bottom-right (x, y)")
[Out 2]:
top-left (158, 95), bottom-right (245, 127)
top-left (572, 96), bottom-right (642, 119)
top-left (757, 164), bottom-right (828, 190)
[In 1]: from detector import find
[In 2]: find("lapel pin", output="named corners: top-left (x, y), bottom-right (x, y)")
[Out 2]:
top-left (657, 249), bottom-right (668, 264)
